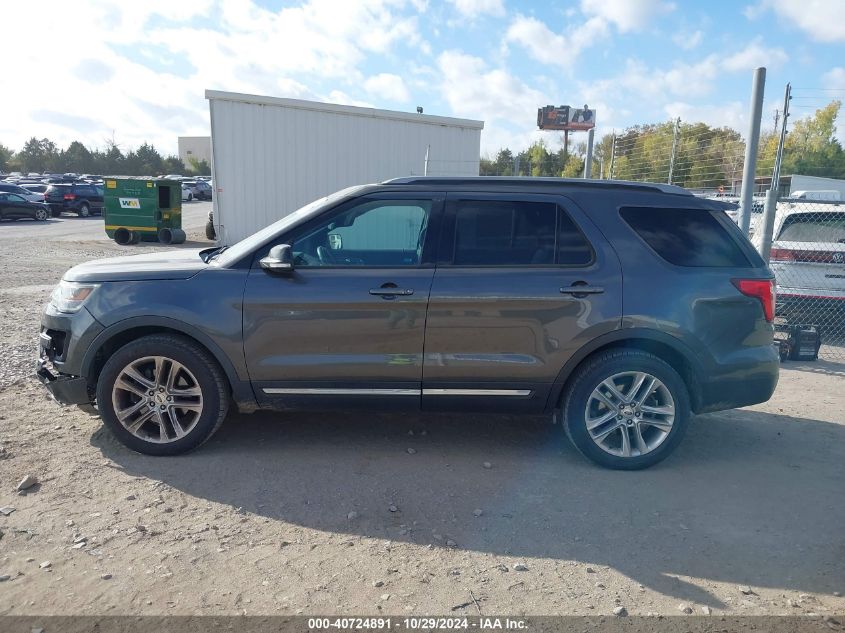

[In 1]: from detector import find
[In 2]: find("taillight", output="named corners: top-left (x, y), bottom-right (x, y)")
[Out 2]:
top-left (733, 278), bottom-right (776, 322)
top-left (769, 247), bottom-right (795, 262)
top-left (63, 193), bottom-right (75, 200)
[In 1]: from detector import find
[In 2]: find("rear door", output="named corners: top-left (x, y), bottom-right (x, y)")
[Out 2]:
top-left (422, 192), bottom-right (622, 412)
top-left (77, 184), bottom-right (103, 212)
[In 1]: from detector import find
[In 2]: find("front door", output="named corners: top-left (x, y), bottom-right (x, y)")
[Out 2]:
top-left (422, 193), bottom-right (623, 412)
top-left (243, 192), bottom-right (443, 410)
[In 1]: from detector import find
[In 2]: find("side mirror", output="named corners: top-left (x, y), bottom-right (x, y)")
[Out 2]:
top-left (259, 244), bottom-right (294, 273)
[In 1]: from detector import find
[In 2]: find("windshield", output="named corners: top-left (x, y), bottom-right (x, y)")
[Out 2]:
top-left (212, 185), bottom-right (367, 266)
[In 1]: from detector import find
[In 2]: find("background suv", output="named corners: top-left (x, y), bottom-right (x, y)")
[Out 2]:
top-left (37, 178), bottom-right (778, 469)
top-left (44, 182), bottom-right (104, 217)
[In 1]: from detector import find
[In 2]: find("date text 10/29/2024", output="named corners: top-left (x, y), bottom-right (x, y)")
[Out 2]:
top-left (307, 618), bottom-right (529, 630)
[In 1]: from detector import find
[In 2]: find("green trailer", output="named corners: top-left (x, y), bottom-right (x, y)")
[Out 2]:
top-left (103, 178), bottom-right (186, 245)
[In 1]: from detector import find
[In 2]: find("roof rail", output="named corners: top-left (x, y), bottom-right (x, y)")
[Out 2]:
top-left (382, 176), bottom-right (692, 196)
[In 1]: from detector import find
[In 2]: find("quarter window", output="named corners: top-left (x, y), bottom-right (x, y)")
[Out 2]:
top-left (621, 207), bottom-right (751, 267)
top-left (451, 200), bottom-right (592, 266)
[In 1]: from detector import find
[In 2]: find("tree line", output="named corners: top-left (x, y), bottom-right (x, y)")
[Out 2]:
top-left (480, 100), bottom-right (845, 189)
top-left (0, 138), bottom-right (211, 177)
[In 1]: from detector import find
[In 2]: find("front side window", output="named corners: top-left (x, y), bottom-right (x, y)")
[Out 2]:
top-left (289, 199), bottom-right (431, 267)
top-left (451, 200), bottom-right (592, 266)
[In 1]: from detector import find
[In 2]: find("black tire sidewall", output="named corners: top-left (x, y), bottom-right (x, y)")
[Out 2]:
top-left (78, 204), bottom-right (89, 217)
top-left (96, 336), bottom-right (226, 456)
top-left (564, 351), bottom-right (690, 470)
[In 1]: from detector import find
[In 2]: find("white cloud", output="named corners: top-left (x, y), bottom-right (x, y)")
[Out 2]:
top-left (0, 0), bottom-right (429, 154)
top-left (672, 29), bottom-right (703, 50)
top-left (446, 0), bottom-right (505, 18)
top-left (435, 50), bottom-right (552, 153)
top-left (823, 67), bottom-right (845, 88)
top-left (505, 14), bottom-right (607, 66)
top-left (663, 101), bottom-right (747, 131)
top-left (505, 16), bottom-right (568, 64)
top-left (748, 0), bottom-right (845, 42)
top-left (579, 0), bottom-right (674, 33)
top-left (721, 38), bottom-right (788, 72)
top-left (364, 73), bottom-right (411, 102)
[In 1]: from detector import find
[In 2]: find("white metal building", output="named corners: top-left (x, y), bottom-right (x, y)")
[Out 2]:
top-left (177, 136), bottom-right (212, 166)
top-left (206, 90), bottom-right (484, 244)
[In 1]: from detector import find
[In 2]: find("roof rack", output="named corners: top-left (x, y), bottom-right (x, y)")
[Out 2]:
top-left (382, 176), bottom-right (692, 196)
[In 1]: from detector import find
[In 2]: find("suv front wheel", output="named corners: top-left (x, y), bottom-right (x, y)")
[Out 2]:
top-left (96, 334), bottom-right (229, 455)
top-left (563, 349), bottom-right (690, 470)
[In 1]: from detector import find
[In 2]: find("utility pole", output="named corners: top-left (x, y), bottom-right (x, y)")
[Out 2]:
top-left (759, 83), bottom-right (791, 262)
top-left (668, 117), bottom-right (681, 185)
top-left (738, 67), bottom-right (767, 236)
top-left (424, 145), bottom-right (430, 176)
top-left (609, 133), bottom-right (616, 180)
top-left (583, 128), bottom-right (595, 179)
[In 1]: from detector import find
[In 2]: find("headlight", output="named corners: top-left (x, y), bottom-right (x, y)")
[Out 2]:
top-left (50, 281), bottom-right (99, 313)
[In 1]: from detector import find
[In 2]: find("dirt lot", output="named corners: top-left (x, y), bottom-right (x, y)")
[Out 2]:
top-left (0, 210), bottom-right (843, 618)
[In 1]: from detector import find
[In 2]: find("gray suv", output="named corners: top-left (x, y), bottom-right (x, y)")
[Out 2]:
top-left (37, 178), bottom-right (779, 469)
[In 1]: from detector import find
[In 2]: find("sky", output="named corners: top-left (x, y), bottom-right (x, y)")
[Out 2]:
top-left (3, 0), bottom-right (845, 157)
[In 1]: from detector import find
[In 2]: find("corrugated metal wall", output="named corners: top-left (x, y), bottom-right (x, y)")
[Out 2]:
top-left (207, 91), bottom-right (483, 244)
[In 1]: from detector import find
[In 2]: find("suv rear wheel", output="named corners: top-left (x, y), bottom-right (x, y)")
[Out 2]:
top-left (563, 349), bottom-right (690, 470)
top-left (96, 334), bottom-right (229, 456)
top-left (78, 203), bottom-right (90, 217)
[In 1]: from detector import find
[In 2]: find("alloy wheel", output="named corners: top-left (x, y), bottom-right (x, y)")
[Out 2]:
top-left (584, 371), bottom-right (675, 458)
top-left (111, 355), bottom-right (204, 443)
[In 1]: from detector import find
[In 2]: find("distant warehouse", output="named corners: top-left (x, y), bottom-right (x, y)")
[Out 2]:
top-left (206, 90), bottom-right (484, 244)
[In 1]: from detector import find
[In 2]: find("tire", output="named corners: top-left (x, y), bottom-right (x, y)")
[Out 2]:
top-left (562, 349), bottom-right (690, 470)
top-left (205, 220), bottom-right (216, 240)
top-left (187, 193), bottom-right (193, 202)
top-left (96, 334), bottom-right (229, 456)
top-left (78, 203), bottom-right (90, 217)
top-left (35, 207), bottom-right (48, 221)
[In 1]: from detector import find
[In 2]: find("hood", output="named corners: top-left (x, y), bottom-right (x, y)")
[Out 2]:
top-left (63, 248), bottom-right (209, 283)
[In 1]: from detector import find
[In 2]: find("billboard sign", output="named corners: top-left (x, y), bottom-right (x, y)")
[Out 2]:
top-left (537, 104), bottom-right (595, 131)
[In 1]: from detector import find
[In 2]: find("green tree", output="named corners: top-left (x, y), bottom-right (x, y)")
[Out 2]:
top-left (60, 141), bottom-right (94, 174)
top-left (162, 155), bottom-right (186, 174)
top-left (187, 157), bottom-right (211, 176)
top-left (17, 137), bottom-right (59, 173)
top-left (0, 143), bottom-right (13, 172)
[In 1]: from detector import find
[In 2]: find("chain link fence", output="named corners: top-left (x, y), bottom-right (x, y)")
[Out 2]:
top-left (764, 199), bottom-right (845, 362)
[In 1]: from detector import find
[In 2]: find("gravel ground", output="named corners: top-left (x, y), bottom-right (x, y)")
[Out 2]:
top-left (0, 210), bottom-right (843, 618)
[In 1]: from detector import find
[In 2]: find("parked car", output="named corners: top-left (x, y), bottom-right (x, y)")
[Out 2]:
top-left (21, 183), bottom-right (49, 196)
top-left (181, 184), bottom-right (194, 202)
top-left (0, 182), bottom-right (46, 202)
top-left (193, 180), bottom-right (213, 200)
top-left (0, 192), bottom-right (50, 221)
top-left (44, 182), bottom-right (104, 217)
top-left (36, 177), bottom-right (779, 469)
top-left (182, 180), bottom-right (212, 200)
top-left (759, 201), bottom-right (845, 323)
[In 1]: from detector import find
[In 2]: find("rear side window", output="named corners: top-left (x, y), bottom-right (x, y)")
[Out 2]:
top-left (451, 200), bottom-right (592, 266)
top-left (777, 212), bottom-right (845, 242)
top-left (621, 207), bottom-right (751, 267)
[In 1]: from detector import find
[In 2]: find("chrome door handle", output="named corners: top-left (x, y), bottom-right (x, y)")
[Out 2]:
top-left (560, 285), bottom-right (604, 295)
top-left (369, 288), bottom-right (414, 296)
